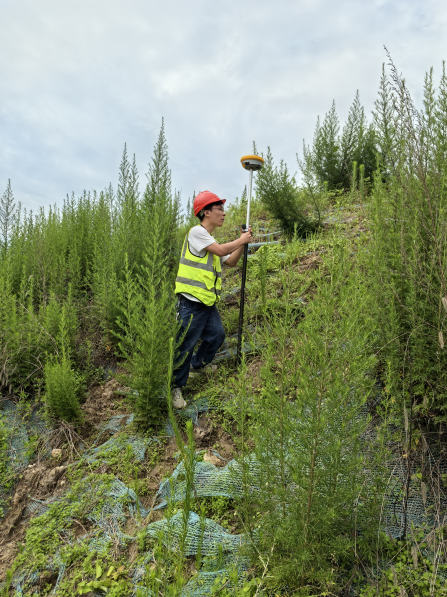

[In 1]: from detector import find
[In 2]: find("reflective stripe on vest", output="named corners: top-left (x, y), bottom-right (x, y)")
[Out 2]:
top-left (175, 229), bottom-right (222, 306)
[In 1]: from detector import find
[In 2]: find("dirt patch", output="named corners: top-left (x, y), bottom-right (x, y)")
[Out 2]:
top-left (71, 518), bottom-right (93, 539)
top-left (0, 458), bottom-right (71, 581)
top-left (297, 252), bottom-right (322, 273)
top-left (82, 379), bottom-right (130, 427)
top-left (246, 358), bottom-right (263, 391)
top-left (0, 538), bottom-right (18, 583)
top-left (214, 429), bottom-right (237, 460)
top-left (196, 413), bottom-right (237, 460)
top-left (0, 386), bottom-right (240, 582)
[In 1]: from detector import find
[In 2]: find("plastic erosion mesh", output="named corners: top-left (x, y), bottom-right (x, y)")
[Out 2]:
top-left (0, 399), bottom-right (52, 522)
top-left (7, 465), bottom-right (251, 596)
top-left (4, 386), bottom-right (447, 595)
top-left (145, 510), bottom-right (247, 557)
top-left (0, 396), bottom-right (253, 596)
top-left (84, 433), bottom-right (160, 463)
top-left (2, 400), bottom-right (40, 471)
top-left (378, 444), bottom-right (447, 540)
top-left (154, 453), bottom-right (260, 510)
top-left (141, 511), bottom-right (251, 597)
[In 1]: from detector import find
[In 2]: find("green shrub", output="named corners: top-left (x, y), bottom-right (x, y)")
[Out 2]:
top-left (360, 532), bottom-right (447, 596)
top-left (114, 125), bottom-right (180, 430)
top-left (236, 239), bottom-right (387, 593)
top-left (368, 58), bottom-right (447, 417)
top-left (298, 91), bottom-right (376, 192)
top-left (44, 355), bottom-right (82, 421)
top-left (255, 147), bottom-right (320, 238)
top-left (0, 412), bottom-right (13, 518)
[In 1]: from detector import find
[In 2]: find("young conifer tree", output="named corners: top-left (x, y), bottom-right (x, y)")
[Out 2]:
top-left (372, 63), bottom-right (396, 180)
top-left (255, 147), bottom-right (318, 237)
top-left (114, 122), bottom-right (180, 428)
top-left (340, 91), bottom-right (364, 177)
top-left (312, 100), bottom-right (343, 189)
top-left (114, 212), bottom-right (178, 428)
top-left (0, 180), bottom-right (16, 256)
top-left (340, 90), bottom-right (376, 188)
top-left (244, 240), bottom-right (383, 592)
top-left (116, 143), bottom-right (141, 266)
top-left (369, 59), bottom-right (447, 410)
top-left (142, 118), bottom-right (180, 270)
top-left (44, 305), bottom-right (82, 421)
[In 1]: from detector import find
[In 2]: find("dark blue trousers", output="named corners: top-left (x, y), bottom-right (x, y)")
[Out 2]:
top-left (173, 295), bottom-right (225, 388)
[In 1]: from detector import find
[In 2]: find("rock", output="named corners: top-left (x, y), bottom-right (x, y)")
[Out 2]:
top-left (51, 449), bottom-right (62, 458)
top-left (102, 379), bottom-right (118, 400)
top-left (39, 466), bottom-right (67, 491)
top-left (194, 427), bottom-right (208, 441)
top-left (203, 450), bottom-right (226, 467)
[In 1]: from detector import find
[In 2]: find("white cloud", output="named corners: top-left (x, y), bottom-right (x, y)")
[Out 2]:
top-left (1, 0), bottom-right (446, 212)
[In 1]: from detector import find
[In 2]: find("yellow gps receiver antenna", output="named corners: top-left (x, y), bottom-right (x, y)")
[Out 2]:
top-left (240, 155), bottom-right (264, 228)
top-left (240, 155), bottom-right (264, 172)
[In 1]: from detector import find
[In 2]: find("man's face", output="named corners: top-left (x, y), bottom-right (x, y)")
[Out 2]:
top-left (204, 203), bottom-right (225, 227)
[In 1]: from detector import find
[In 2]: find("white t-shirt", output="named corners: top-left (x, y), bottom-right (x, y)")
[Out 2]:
top-left (181, 225), bottom-right (230, 303)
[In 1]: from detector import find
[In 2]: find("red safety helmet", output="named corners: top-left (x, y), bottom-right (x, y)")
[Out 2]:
top-left (193, 191), bottom-right (226, 217)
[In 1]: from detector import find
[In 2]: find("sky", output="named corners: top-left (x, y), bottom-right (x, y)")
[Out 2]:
top-left (1, 0), bottom-right (446, 214)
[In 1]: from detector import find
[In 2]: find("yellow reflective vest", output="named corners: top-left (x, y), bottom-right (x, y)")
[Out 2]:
top-left (175, 228), bottom-right (222, 306)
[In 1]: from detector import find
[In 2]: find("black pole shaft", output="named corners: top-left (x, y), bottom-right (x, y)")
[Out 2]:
top-left (236, 225), bottom-right (249, 365)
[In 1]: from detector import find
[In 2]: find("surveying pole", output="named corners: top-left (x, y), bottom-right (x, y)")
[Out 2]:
top-left (236, 155), bottom-right (264, 366)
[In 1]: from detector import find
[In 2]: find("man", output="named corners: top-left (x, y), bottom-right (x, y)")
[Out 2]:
top-left (173, 190), bottom-right (252, 408)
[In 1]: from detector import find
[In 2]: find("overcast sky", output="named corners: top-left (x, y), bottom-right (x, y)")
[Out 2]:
top-left (1, 0), bottom-right (446, 214)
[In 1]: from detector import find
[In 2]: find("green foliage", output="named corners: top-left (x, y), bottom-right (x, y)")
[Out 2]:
top-left (0, 178), bottom-right (16, 256)
top-left (255, 147), bottom-right (320, 238)
top-left (5, 97), bottom-right (447, 595)
top-left (299, 91), bottom-right (376, 191)
top-left (372, 63), bottom-right (397, 181)
top-left (209, 570), bottom-right (262, 596)
top-left (248, 243), bottom-right (283, 275)
top-left (237, 239), bottom-right (386, 593)
top-left (110, 123), bottom-right (181, 430)
top-left (368, 59), bottom-right (447, 417)
top-left (10, 472), bottom-right (115, 578)
top-left (183, 191), bottom-right (198, 232)
top-left (190, 495), bottom-right (236, 530)
top-left (43, 304), bottom-right (83, 421)
top-left (114, 245), bottom-right (177, 429)
top-left (360, 533), bottom-right (447, 596)
top-left (0, 121), bottom-right (181, 398)
top-left (77, 563), bottom-right (127, 594)
top-left (44, 355), bottom-right (82, 421)
top-left (0, 412), bottom-right (13, 518)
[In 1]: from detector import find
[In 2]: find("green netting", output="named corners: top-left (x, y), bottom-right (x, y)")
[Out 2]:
top-left (84, 433), bottom-right (160, 463)
top-left (155, 454), bottom-right (260, 510)
top-left (3, 392), bottom-right (447, 596)
top-left (1, 399), bottom-right (52, 523)
top-left (145, 510), bottom-right (247, 557)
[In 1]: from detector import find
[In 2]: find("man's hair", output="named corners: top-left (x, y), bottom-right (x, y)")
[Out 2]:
top-left (197, 201), bottom-right (223, 222)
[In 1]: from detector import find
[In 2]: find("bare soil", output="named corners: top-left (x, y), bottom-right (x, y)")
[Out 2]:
top-left (0, 375), bottom-right (240, 582)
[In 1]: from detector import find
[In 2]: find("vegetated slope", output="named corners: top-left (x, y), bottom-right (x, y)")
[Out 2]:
top-left (0, 198), bottom-right (365, 594)
top-left (1, 196), bottom-right (446, 597)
